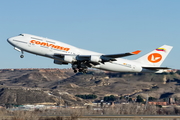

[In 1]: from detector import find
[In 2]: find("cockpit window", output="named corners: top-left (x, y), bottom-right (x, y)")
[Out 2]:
top-left (19, 34), bottom-right (24, 36)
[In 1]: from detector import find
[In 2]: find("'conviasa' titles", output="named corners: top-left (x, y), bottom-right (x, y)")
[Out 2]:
top-left (30, 40), bottom-right (70, 51)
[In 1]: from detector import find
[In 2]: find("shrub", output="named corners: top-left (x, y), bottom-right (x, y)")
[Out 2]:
top-left (75, 94), bottom-right (97, 99)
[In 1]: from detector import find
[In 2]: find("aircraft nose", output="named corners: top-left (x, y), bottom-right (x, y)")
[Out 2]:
top-left (7, 37), bottom-right (14, 45)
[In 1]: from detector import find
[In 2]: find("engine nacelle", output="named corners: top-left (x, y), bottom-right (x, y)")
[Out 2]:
top-left (90, 56), bottom-right (101, 63)
top-left (54, 60), bottom-right (68, 65)
top-left (63, 55), bottom-right (75, 63)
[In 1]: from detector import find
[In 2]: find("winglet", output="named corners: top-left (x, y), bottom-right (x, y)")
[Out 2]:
top-left (131, 50), bottom-right (141, 55)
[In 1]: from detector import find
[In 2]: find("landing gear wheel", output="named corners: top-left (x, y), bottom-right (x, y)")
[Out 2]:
top-left (20, 55), bottom-right (24, 58)
top-left (74, 69), bottom-right (77, 73)
top-left (83, 70), bottom-right (87, 73)
top-left (78, 69), bottom-right (83, 73)
top-left (78, 68), bottom-right (87, 73)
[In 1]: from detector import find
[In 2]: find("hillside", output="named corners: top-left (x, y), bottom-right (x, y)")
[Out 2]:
top-left (0, 69), bottom-right (180, 105)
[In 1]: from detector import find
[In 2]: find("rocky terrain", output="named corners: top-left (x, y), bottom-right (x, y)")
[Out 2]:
top-left (0, 68), bottom-right (180, 106)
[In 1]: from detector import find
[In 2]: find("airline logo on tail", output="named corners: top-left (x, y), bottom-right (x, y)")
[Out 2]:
top-left (147, 47), bottom-right (166, 63)
top-left (148, 53), bottom-right (162, 63)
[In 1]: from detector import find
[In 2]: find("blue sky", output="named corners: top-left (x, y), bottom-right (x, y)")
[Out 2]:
top-left (1, 0), bottom-right (180, 69)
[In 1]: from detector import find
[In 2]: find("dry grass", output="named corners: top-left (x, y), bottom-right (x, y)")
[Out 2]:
top-left (0, 104), bottom-right (180, 120)
top-left (10, 111), bottom-right (39, 120)
top-left (0, 109), bottom-right (8, 120)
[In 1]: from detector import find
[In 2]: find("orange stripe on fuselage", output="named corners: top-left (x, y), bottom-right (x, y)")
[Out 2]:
top-left (30, 40), bottom-right (70, 51)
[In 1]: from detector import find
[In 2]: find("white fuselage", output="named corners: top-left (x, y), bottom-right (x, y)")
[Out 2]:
top-left (7, 34), bottom-right (146, 72)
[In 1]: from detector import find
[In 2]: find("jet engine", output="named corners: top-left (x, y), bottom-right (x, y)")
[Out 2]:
top-left (63, 55), bottom-right (74, 63)
top-left (90, 56), bottom-right (101, 63)
top-left (54, 60), bottom-right (68, 65)
top-left (55, 55), bottom-right (76, 63)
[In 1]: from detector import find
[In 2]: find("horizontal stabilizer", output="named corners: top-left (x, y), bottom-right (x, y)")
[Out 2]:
top-left (142, 67), bottom-right (171, 70)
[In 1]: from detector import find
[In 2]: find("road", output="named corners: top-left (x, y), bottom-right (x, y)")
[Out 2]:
top-left (41, 115), bottom-right (180, 120)
top-left (2, 115), bottom-right (180, 120)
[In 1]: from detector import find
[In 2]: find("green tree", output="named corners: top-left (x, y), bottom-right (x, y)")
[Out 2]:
top-left (75, 94), bottom-right (97, 99)
top-left (104, 95), bottom-right (116, 102)
top-left (148, 97), bottom-right (157, 101)
top-left (128, 98), bottom-right (133, 102)
top-left (176, 70), bottom-right (180, 75)
top-left (136, 95), bottom-right (144, 103)
top-left (119, 96), bottom-right (123, 100)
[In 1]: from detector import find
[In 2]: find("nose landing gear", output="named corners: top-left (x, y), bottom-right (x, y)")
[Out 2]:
top-left (14, 47), bottom-right (24, 58)
top-left (20, 51), bottom-right (24, 58)
top-left (20, 55), bottom-right (24, 58)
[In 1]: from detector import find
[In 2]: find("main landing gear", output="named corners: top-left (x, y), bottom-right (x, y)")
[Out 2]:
top-left (73, 68), bottom-right (88, 73)
top-left (72, 62), bottom-right (88, 73)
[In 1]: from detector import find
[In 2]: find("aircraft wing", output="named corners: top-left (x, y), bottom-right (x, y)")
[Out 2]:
top-left (53, 50), bottom-right (141, 64)
top-left (54, 50), bottom-right (141, 59)
top-left (102, 50), bottom-right (141, 58)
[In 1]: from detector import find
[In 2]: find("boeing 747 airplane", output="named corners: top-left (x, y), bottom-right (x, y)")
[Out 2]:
top-left (7, 34), bottom-right (173, 73)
